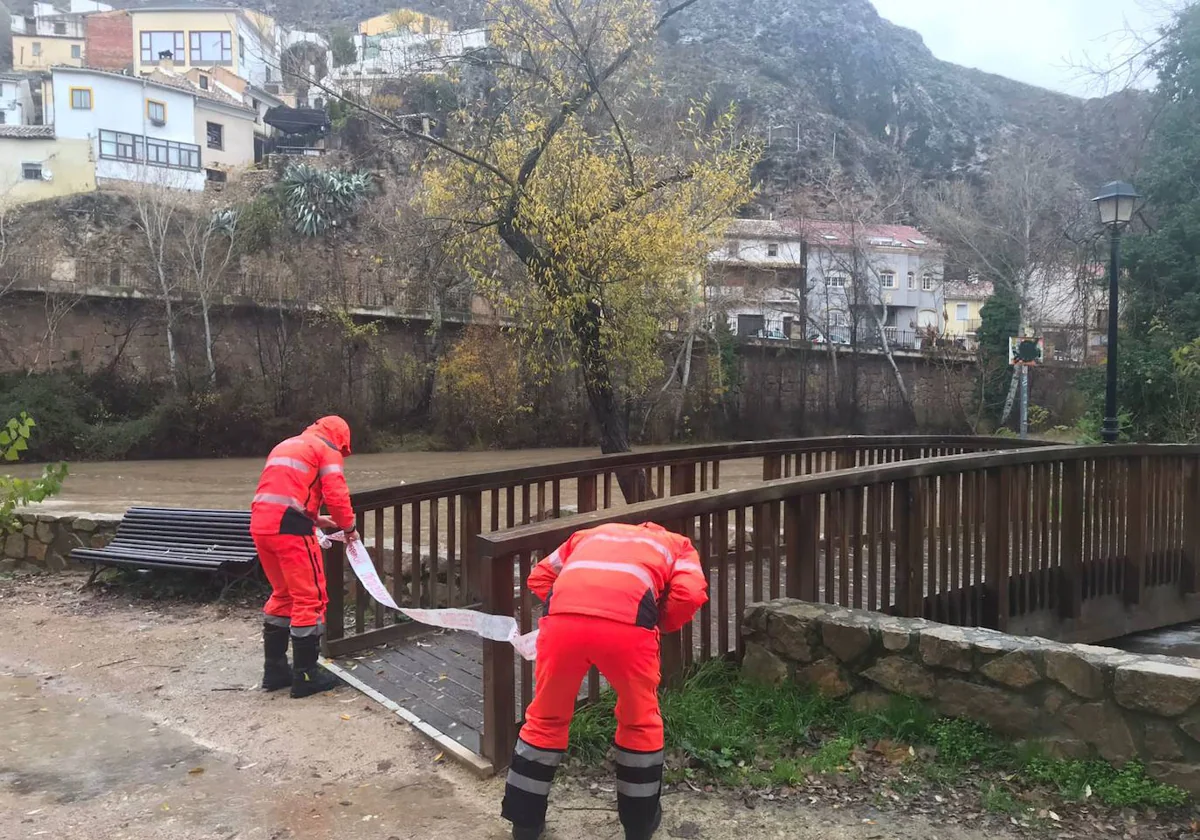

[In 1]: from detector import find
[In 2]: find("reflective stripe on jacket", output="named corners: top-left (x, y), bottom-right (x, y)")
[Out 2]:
top-left (249, 416), bottom-right (356, 536)
top-left (527, 522), bottom-right (708, 632)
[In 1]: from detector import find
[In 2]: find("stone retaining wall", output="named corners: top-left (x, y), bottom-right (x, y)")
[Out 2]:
top-left (742, 599), bottom-right (1200, 795)
top-left (1, 512), bottom-right (120, 572)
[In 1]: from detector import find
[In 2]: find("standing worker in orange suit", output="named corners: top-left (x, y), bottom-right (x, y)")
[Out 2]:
top-left (502, 521), bottom-right (709, 840)
top-left (250, 416), bottom-right (360, 698)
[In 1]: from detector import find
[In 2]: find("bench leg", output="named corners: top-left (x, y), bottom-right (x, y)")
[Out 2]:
top-left (81, 564), bottom-right (102, 590)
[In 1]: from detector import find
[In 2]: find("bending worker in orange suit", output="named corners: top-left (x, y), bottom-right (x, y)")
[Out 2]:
top-left (502, 522), bottom-right (709, 840)
top-left (249, 416), bottom-right (360, 698)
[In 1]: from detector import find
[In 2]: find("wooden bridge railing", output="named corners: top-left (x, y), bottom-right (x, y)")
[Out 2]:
top-left (475, 444), bottom-right (1200, 767)
top-left (324, 435), bottom-right (1043, 656)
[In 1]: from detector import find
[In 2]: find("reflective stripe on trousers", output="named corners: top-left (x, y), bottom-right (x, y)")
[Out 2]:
top-left (501, 738), bottom-right (564, 828)
top-left (615, 745), bottom-right (663, 835)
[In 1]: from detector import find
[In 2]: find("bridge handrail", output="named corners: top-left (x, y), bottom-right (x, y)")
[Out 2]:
top-left (350, 435), bottom-right (1046, 507)
top-left (473, 442), bottom-right (1200, 764)
top-left (326, 434), bottom-right (1046, 658)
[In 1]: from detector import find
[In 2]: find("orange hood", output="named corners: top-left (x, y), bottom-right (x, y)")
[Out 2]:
top-left (307, 415), bottom-right (352, 456)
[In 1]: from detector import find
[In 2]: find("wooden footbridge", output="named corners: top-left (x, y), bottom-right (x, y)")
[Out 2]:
top-left (320, 436), bottom-right (1200, 774)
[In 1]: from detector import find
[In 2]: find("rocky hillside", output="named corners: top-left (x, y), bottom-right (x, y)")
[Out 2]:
top-left (32, 0), bottom-right (1150, 194)
top-left (253, 0), bottom-right (1151, 192)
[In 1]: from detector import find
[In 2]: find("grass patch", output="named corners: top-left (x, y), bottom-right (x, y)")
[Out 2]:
top-left (567, 661), bottom-right (1188, 812)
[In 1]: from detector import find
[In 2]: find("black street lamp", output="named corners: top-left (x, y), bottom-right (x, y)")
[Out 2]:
top-left (1091, 181), bottom-right (1140, 443)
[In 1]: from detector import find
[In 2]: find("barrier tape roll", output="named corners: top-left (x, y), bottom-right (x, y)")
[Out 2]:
top-left (318, 530), bottom-right (539, 661)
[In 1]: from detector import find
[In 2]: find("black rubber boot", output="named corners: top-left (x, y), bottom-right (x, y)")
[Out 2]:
top-left (511, 825), bottom-right (544, 840)
top-left (625, 806), bottom-right (662, 840)
top-left (262, 623), bottom-right (292, 691)
top-left (290, 634), bottom-right (340, 699)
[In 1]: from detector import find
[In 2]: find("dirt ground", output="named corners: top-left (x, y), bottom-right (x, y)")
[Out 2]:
top-left (0, 574), bottom-right (1041, 840)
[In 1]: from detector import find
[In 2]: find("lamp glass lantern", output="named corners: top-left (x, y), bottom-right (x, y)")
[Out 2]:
top-left (1092, 181), bottom-right (1140, 229)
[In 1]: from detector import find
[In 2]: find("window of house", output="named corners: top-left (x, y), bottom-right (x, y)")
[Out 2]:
top-left (265, 66), bottom-right (272, 82)
top-left (140, 31), bottom-right (185, 64)
top-left (767, 242), bottom-right (779, 257)
top-left (907, 271), bottom-right (915, 289)
top-left (880, 271), bottom-right (896, 289)
top-left (199, 74), bottom-right (209, 90)
top-left (147, 99), bottom-right (166, 125)
top-left (99, 129), bottom-right (200, 171)
top-left (206, 167), bottom-right (227, 183)
top-left (921, 273), bottom-right (935, 292)
top-left (1096, 308), bottom-right (1109, 329)
top-left (53, 21), bottom-right (66, 34)
top-left (830, 310), bottom-right (848, 327)
top-left (70, 44), bottom-right (81, 59)
top-left (22, 162), bottom-right (42, 180)
top-left (726, 240), bottom-right (740, 258)
top-left (0, 112), bottom-right (6, 125)
top-left (190, 31), bottom-right (233, 64)
top-left (70, 87), bottom-right (92, 109)
top-left (32, 42), bottom-right (42, 57)
top-left (206, 121), bottom-right (223, 150)
top-left (956, 303), bottom-right (969, 321)
top-left (826, 273), bottom-right (847, 288)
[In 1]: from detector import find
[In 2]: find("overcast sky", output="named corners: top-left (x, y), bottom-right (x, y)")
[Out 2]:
top-left (869, 0), bottom-right (1183, 97)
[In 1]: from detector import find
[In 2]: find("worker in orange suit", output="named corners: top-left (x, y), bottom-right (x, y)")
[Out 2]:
top-left (502, 522), bottom-right (709, 840)
top-left (249, 415), bottom-right (359, 698)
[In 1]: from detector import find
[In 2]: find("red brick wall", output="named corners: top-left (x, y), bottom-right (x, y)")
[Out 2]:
top-left (84, 11), bottom-right (132, 71)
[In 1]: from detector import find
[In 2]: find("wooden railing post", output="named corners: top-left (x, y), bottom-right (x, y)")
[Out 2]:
top-left (984, 467), bottom-right (1010, 631)
top-left (322, 540), bottom-right (346, 655)
top-left (481, 550), bottom-right (517, 769)
top-left (1185, 457), bottom-right (1200, 594)
top-left (1125, 456), bottom-right (1147, 606)
top-left (762, 454), bottom-right (784, 482)
top-left (460, 491), bottom-right (483, 604)
top-left (1058, 460), bottom-right (1084, 619)
top-left (577, 474), bottom-right (598, 514)
top-left (787, 495), bottom-right (820, 600)
top-left (670, 464), bottom-right (696, 497)
top-left (893, 478), bottom-right (924, 617)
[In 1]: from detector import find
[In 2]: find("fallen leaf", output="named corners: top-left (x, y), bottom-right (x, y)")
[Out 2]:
top-left (187, 767), bottom-right (204, 775)
top-left (340, 714), bottom-right (352, 721)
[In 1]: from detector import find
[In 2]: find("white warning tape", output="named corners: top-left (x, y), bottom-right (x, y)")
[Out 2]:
top-left (318, 530), bottom-right (539, 660)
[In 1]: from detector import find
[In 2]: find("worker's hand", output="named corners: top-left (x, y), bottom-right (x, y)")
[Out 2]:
top-left (316, 515), bottom-right (338, 530)
top-left (345, 529), bottom-right (361, 544)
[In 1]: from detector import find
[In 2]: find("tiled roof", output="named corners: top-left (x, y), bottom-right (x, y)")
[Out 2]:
top-left (787, 220), bottom-right (941, 250)
top-left (0, 125), bottom-right (55, 138)
top-left (942, 279), bottom-right (994, 300)
top-left (146, 69), bottom-right (253, 112)
top-left (723, 218), bottom-right (803, 239)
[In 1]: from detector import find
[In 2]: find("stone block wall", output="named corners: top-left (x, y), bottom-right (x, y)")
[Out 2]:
top-left (1, 513), bottom-right (120, 572)
top-left (742, 599), bottom-right (1200, 795)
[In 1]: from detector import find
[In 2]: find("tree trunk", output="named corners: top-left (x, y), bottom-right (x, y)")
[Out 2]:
top-left (163, 293), bottom-right (178, 388)
top-left (871, 310), bottom-right (914, 419)
top-left (573, 302), bottom-right (653, 503)
top-left (202, 297), bottom-right (216, 385)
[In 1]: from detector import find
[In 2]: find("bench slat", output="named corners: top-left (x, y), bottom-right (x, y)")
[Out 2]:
top-left (72, 507), bottom-right (263, 576)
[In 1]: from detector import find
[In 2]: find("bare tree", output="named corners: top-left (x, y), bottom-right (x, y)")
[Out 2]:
top-left (130, 175), bottom-right (188, 387)
top-left (178, 197), bottom-right (239, 384)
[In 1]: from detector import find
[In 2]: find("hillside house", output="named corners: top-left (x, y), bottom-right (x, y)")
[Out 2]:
top-left (129, 5), bottom-right (279, 87)
top-left (942, 279), bottom-right (992, 350)
top-left (708, 218), bottom-right (945, 349)
top-left (0, 74), bottom-right (34, 125)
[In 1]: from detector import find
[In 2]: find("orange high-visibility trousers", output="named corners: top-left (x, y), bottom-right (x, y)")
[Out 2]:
top-left (502, 614), bottom-right (664, 835)
top-left (253, 533), bottom-right (327, 633)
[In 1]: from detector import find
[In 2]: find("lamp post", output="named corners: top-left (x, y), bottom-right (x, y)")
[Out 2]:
top-left (1091, 181), bottom-right (1140, 443)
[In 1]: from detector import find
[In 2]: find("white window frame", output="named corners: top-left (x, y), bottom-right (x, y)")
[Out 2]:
top-left (766, 242), bottom-right (779, 257)
top-left (140, 31), bottom-right (185, 64)
top-left (907, 271), bottom-right (915, 290)
top-left (826, 272), bottom-right (847, 289)
top-left (922, 273), bottom-right (935, 292)
top-left (22, 162), bottom-right (42, 180)
top-left (956, 303), bottom-right (969, 322)
top-left (880, 271), bottom-right (896, 289)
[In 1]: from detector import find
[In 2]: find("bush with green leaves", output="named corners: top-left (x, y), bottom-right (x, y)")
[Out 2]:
top-left (1, 413), bottom-right (68, 535)
top-left (280, 164), bottom-right (373, 237)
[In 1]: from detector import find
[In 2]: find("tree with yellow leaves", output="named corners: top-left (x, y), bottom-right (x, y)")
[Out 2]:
top-left (311, 0), bottom-right (758, 498)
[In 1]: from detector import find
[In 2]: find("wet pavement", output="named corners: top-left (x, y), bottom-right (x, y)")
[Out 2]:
top-left (1109, 621), bottom-right (1200, 658)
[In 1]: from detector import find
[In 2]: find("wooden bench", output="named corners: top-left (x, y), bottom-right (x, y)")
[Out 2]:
top-left (73, 507), bottom-right (258, 586)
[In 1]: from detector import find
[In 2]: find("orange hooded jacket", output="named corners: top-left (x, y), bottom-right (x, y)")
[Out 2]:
top-left (527, 522), bottom-right (708, 633)
top-left (250, 416), bottom-right (356, 537)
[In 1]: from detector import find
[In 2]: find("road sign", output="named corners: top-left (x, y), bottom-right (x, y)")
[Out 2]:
top-left (1009, 336), bottom-right (1044, 366)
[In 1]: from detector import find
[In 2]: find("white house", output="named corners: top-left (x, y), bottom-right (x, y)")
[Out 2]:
top-left (0, 74), bottom-right (34, 126)
top-left (326, 26), bottom-right (487, 96)
top-left (48, 66), bottom-right (207, 191)
top-left (707, 218), bottom-right (945, 349)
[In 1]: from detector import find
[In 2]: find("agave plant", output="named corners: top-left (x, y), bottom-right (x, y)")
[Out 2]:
top-left (280, 164), bottom-right (373, 238)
